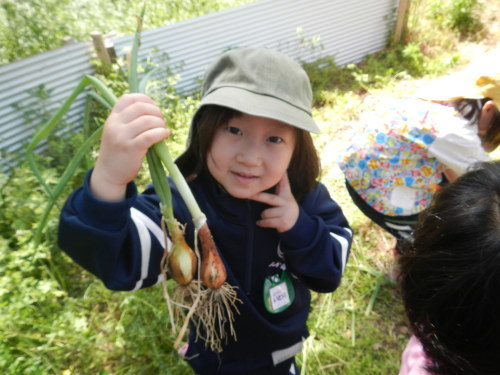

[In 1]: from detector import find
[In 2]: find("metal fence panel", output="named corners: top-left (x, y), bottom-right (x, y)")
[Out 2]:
top-left (0, 0), bottom-right (398, 170)
top-left (112, 0), bottom-right (397, 94)
top-left (0, 41), bottom-right (94, 169)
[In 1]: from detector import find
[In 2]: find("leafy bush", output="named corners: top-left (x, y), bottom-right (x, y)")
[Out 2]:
top-left (0, 159), bottom-right (193, 374)
top-left (406, 0), bottom-right (486, 54)
top-left (303, 41), bottom-right (458, 108)
top-left (429, 0), bottom-right (483, 37)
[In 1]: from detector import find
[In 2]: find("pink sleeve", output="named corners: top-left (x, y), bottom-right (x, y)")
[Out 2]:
top-left (398, 335), bottom-right (432, 375)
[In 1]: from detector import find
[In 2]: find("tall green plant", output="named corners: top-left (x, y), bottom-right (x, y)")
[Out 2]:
top-left (447, 0), bottom-right (483, 36)
top-left (406, 0), bottom-right (485, 53)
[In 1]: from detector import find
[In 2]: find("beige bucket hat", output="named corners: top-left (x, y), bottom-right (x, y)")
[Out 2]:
top-left (416, 48), bottom-right (500, 109)
top-left (194, 47), bottom-right (320, 133)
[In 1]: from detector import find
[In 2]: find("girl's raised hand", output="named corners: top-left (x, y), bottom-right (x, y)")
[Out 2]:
top-left (251, 173), bottom-right (299, 233)
top-left (90, 93), bottom-right (170, 202)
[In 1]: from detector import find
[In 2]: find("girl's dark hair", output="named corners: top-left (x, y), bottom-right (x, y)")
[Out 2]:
top-left (176, 105), bottom-right (321, 201)
top-left (399, 161), bottom-right (500, 375)
top-left (453, 98), bottom-right (500, 148)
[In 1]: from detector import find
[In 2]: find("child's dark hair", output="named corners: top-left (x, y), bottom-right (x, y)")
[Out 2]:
top-left (398, 161), bottom-right (500, 375)
top-left (176, 105), bottom-right (321, 201)
top-left (453, 98), bottom-right (500, 148)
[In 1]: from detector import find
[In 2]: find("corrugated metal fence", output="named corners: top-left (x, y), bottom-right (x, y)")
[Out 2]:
top-left (0, 42), bottom-right (95, 169)
top-left (0, 0), bottom-right (398, 170)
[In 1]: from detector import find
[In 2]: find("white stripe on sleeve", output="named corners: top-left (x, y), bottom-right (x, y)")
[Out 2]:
top-left (130, 208), bottom-right (165, 247)
top-left (331, 227), bottom-right (352, 272)
top-left (130, 210), bottom-right (151, 291)
top-left (130, 208), bottom-right (171, 290)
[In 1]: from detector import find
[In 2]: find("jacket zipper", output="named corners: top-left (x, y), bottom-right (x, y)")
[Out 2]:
top-left (244, 199), bottom-right (254, 295)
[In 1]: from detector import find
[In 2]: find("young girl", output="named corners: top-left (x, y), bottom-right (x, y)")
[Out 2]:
top-left (338, 49), bottom-right (500, 253)
top-left (58, 47), bottom-right (353, 375)
top-left (398, 160), bottom-right (500, 375)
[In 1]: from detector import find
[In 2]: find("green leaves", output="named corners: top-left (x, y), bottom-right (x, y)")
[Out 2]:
top-left (0, 0), bottom-right (258, 64)
top-left (25, 75), bottom-right (117, 245)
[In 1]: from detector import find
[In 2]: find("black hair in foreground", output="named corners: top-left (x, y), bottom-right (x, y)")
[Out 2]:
top-left (399, 160), bottom-right (500, 375)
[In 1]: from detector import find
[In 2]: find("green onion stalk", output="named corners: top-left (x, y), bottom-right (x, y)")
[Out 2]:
top-left (25, 2), bottom-right (241, 353)
top-left (129, 9), bottom-right (241, 353)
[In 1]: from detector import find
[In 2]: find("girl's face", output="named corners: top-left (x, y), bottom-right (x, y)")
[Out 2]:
top-left (206, 113), bottom-right (296, 199)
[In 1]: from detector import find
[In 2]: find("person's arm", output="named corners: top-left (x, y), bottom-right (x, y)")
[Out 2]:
top-left (428, 108), bottom-right (489, 176)
top-left (57, 93), bottom-right (171, 290)
top-left (398, 335), bottom-right (432, 375)
top-left (277, 183), bottom-right (353, 293)
top-left (250, 175), bottom-right (353, 292)
top-left (58, 172), bottom-right (168, 290)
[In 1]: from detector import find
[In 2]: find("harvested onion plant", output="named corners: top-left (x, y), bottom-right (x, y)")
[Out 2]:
top-left (145, 148), bottom-right (200, 338)
top-left (26, 5), bottom-right (240, 354)
top-left (152, 139), bottom-right (241, 352)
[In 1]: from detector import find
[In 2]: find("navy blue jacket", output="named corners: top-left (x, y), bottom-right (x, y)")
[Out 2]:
top-left (58, 170), bottom-right (352, 374)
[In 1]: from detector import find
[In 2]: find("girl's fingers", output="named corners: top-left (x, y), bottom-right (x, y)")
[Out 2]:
top-left (127, 114), bottom-right (167, 139)
top-left (104, 124), bottom-right (169, 160)
top-left (274, 172), bottom-right (292, 197)
top-left (104, 97), bottom-right (168, 150)
top-left (256, 210), bottom-right (296, 232)
top-left (256, 217), bottom-right (281, 229)
top-left (253, 174), bottom-right (299, 232)
top-left (109, 94), bottom-right (165, 136)
top-left (250, 191), bottom-right (283, 206)
top-left (251, 173), bottom-right (292, 206)
top-left (259, 206), bottom-right (281, 219)
top-left (113, 93), bottom-right (158, 113)
top-left (117, 100), bottom-right (164, 124)
top-left (134, 126), bottom-right (171, 150)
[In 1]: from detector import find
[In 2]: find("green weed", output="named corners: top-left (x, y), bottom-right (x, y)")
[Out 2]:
top-left (428, 0), bottom-right (483, 38)
top-left (0, 0), bottom-right (259, 64)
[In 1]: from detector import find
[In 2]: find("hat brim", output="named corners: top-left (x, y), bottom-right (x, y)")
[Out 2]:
top-left (199, 86), bottom-right (320, 133)
top-left (415, 49), bottom-right (500, 108)
top-left (415, 71), bottom-right (485, 101)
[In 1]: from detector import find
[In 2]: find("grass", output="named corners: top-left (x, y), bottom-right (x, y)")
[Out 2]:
top-left (1, 0), bottom-right (499, 373)
top-left (298, 171), bottom-right (406, 374)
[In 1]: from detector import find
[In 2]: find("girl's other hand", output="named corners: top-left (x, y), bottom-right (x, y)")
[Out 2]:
top-left (90, 93), bottom-right (170, 202)
top-left (251, 173), bottom-right (299, 233)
